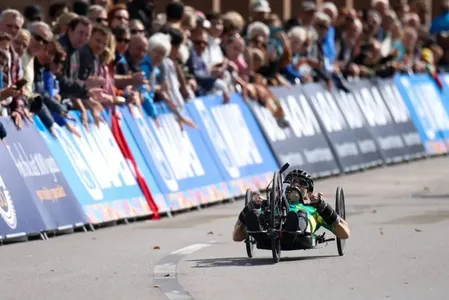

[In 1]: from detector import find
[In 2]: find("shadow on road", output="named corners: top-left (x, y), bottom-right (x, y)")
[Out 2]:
top-left (188, 255), bottom-right (336, 268)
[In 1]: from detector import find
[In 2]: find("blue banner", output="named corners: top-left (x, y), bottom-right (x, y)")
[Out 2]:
top-left (250, 86), bottom-right (340, 178)
top-left (394, 74), bottom-right (449, 154)
top-left (120, 105), bottom-right (230, 211)
top-left (35, 112), bottom-right (151, 224)
top-left (0, 138), bottom-right (48, 239)
top-left (352, 80), bottom-right (410, 163)
top-left (2, 118), bottom-right (87, 230)
top-left (186, 93), bottom-right (277, 196)
top-left (102, 110), bottom-right (170, 214)
top-left (301, 83), bottom-right (384, 172)
top-left (375, 78), bottom-right (426, 159)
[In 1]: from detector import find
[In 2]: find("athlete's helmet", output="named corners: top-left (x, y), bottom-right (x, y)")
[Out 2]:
top-left (284, 169), bottom-right (314, 193)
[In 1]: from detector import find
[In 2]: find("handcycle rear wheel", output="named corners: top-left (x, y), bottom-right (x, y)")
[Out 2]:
top-left (245, 189), bottom-right (255, 258)
top-left (270, 171), bottom-right (283, 263)
top-left (335, 187), bottom-right (346, 256)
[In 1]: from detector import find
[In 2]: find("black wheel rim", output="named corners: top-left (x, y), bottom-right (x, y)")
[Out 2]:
top-left (270, 171), bottom-right (283, 263)
top-left (245, 189), bottom-right (254, 258)
top-left (335, 187), bottom-right (346, 256)
top-left (270, 172), bottom-right (283, 231)
top-left (246, 236), bottom-right (254, 258)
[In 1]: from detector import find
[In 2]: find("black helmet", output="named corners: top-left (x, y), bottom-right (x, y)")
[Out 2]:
top-left (284, 169), bottom-right (314, 193)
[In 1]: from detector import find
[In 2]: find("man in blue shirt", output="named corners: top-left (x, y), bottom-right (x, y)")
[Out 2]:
top-left (430, 0), bottom-right (449, 35)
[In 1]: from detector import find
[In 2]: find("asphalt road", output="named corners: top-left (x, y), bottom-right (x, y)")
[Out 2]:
top-left (1, 157), bottom-right (449, 300)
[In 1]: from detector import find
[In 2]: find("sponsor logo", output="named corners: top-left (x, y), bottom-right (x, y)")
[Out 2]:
top-left (0, 175), bottom-right (17, 229)
top-left (55, 125), bottom-right (104, 200)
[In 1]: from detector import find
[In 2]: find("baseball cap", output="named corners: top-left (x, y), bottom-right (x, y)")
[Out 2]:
top-left (251, 0), bottom-right (272, 13)
top-left (302, 1), bottom-right (317, 12)
top-left (196, 11), bottom-right (211, 29)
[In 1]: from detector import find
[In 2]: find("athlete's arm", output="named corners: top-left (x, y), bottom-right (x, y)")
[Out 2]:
top-left (310, 193), bottom-right (350, 240)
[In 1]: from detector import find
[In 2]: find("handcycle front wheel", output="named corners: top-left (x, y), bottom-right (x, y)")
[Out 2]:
top-left (335, 186), bottom-right (346, 256)
top-left (270, 171), bottom-right (283, 263)
top-left (245, 189), bottom-right (255, 258)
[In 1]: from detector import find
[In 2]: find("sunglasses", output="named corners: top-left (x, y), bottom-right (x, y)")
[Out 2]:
top-left (96, 17), bottom-right (107, 23)
top-left (292, 178), bottom-right (309, 187)
top-left (114, 15), bottom-right (129, 21)
top-left (33, 33), bottom-right (49, 45)
top-left (116, 37), bottom-right (130, 44)
top-left (131, 29), bottom-right (144, 35)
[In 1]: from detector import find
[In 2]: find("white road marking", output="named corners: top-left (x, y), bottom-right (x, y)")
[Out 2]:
top-left (153, 242), bottom-right (214, 300)
top-left (170, 243), bottom-right (211, 256)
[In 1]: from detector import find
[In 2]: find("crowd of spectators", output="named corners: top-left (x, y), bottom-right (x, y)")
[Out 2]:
top-left (0, 0), bottom-right (448, 141)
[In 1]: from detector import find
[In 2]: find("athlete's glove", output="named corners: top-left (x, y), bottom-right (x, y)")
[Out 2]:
top-left (238, 192), bottom-right (265, 225)
top-left (310, 193), bottom-right (340, 226)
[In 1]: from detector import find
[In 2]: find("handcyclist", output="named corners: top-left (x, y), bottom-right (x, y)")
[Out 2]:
top-left (232, 169), bottom-right (350, 242)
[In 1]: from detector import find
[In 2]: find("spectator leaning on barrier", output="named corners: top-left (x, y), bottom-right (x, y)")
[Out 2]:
top-left (0, 9), bottom-right (30, 125)
top-left (158, 26), bottom-right (198, 130)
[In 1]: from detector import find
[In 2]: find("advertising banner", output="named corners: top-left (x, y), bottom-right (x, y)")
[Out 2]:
top-left (34, 112), bottom-right (151, 224)
top-left (394, 74), bottom-right (449, 154)
top-left (0, 139), bottom-right (48, 239)
top-left (120, 105), bottom-right (230, 211)
top-left (249, 86), bottom-right (340, 178)
top-left (352, 80), bottom-right (410, 163)
top-left (3, 118), bottom-right (87, 230)
top-left (376, 79), bottom-right (426, 159)
top-left (301, 83), bottom-right (384, 172)
top-left (186, 93), bottom-right (277, 196)
top-left (104, 109), bottom-right (170, 215)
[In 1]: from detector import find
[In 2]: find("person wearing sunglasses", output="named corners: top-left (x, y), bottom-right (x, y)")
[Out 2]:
top-left (22, 21), bottom-right (53, 98)
top-left (232, 169), bottom-right (350, 243)
top-left (87, 5), bottom-right (108, 27)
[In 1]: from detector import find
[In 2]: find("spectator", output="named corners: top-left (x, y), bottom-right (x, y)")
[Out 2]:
top-left (73, 0), bottom-right (90, 17)
top-left (92, 0), bottom-right (112, 11)
top-left (48, 2), bottom-right (69, 28)
top-left (127, 0), bottom-right (154, 35)
top-left (203, 12), bottom-right (224, 69)
top-left (0, 9), bottom-right (29, 126)
top-left (108, 4), bottom-right (129, 29)
top-left (53, 12), bottom-right (79, 37)
top-left (22, 21), bottom-right (53, 98)
top-left (285, 1), bottom-right (317, 33)
top-left (321, 2), bottom-right (339, 65)
top-left (87, 5), bottom-right (108, 27)
top-left (186, 29), bottom-right (230, 103)
top-left (430, 0), bottom-right (449, 35)
top-left (58, 16), bottom-right (104, 129)
top-left (129, 19), bottom-right (145, 37)
top-left (159, 27), bottom-right (197, 130)
top-left (162, 1), bottom-right (185, 31)
top-left (0, 45), bottom-right (21, 117)
top-left (23, 5), bottom-right (44, 24)
top-left (248, 0), bottom-right (271, 25)
top-left (124, 35), bottom-right (160, 119)
top-left (334, 18), bottom-right (364, 77)
top-left (12, 29), bottom-right (31, 58)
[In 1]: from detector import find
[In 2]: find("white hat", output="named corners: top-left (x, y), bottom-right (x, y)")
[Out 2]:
top-left (251, 0), bottom-right (271, 13)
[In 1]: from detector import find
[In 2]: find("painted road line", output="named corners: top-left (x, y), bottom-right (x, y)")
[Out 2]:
top-left (153, 242), bottom-right (214, 300)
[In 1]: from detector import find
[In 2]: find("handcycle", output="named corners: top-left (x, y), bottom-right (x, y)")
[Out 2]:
top-left (244, 163), bottom-right (347, 263)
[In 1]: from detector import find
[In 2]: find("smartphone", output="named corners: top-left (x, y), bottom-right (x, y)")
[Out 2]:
top-left (15, 78), bottom-right (28, 90)
top-left (270, 26), bottom-right (283, 39)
